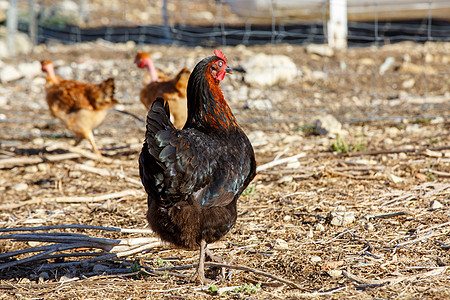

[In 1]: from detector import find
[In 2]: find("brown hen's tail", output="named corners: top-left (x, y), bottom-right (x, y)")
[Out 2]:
top-left (174, 68), bottom-right (190, 91)
top-left (89, 78), bottom-right (119, 110)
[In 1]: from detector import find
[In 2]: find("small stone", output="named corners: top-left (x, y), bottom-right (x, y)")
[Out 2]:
top-left (277, 175), bottom-right (293, 183)
top-left (32, 137), bottom-right (45, 146)
top-left (327, 269), bottom-right (343, 278)
top-left (311, 256), bottom-right (322, 263)
top-left (306, 229), bottom-right (314, 238)
top-left (24, 165), bottom-right (38, 173)
top-left (314, 114), bottom-right (342, 136)
top-left (430, 200), bottom-right (443, 209)
top-left (38, 271), bottom-right (49, 283)
top-left (93, 264), bottom-right (108, 273)
top-left (11, 183), bottom-right (28, 192)
top-left (37, 163), bottom-right (50, 172)
top-left (283, 215), bottom-right (291, 221)
top-left (0, 65), bottom-right (22, 82)
top-left (315, 223), bottom-right (325, 232)
top-left (388, 173), bottom-right (403, 184)
top-left (19, 278), bottom-right (31, 284)
top-left (416, 173), bottom-right (428, 181)
top-left (330, 211), bottom-right (355, 226)
top-left (306, 44), bottom-right (334, 57)
top-left (379, 57), bottom-right (395, 74)
top-left (245, 99), bottom-right (273, 110)
top-left (59, 275), bottom-right (72, 282)
top-left (365, 222), bottom-right (374, 231)
top-left (275, 238), bottom-right (289, 250)
top-left (402, 78), bottom-right (415, 89)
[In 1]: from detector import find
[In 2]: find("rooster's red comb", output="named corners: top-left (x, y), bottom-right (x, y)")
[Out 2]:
top-left (214, 49), bottom-right (227, 63)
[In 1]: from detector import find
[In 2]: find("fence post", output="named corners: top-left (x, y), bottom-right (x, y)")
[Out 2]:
top-left (328, 0), bottom-right (347, 49)
top-left (28, 0), bottom-right (37, 46)
top-left (7, 0), bottom-right (18, 56)
top-left (162, 0), bottom-right (171, 42)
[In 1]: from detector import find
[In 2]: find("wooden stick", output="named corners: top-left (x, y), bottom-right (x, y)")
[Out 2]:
top-left (0, 224), bottom-right (154, 234)
top-left (343, 266), bottom-right (449, 286)
top-left (0, 190), bottom-right (144, 209)
top-left (157, 262), bottom-right (301, 289)
top-left (420, 168), bottom-right (450, 177)
top-left (256, 153), bottom-right (307, 172)
top-left (0, 153), bottom-right (80, 168)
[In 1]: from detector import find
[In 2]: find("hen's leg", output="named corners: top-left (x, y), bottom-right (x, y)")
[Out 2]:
top-left (85, 131), bottom-right (102, 155)
top-left (191, 239), bottom-right (209, 283)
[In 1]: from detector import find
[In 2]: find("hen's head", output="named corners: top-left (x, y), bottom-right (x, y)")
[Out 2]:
top-left (40, 60), bottom-right (53, 73)
top-left (209, 49), bottom-right (232, 82)
top-left (134, 51), bottom-right (152, 69)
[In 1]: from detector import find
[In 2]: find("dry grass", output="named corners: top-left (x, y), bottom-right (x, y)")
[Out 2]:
top-left (0, 41), bottom-right (449, 299)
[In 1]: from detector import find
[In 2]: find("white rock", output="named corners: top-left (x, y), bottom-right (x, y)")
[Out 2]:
top-left (39, 272), bottom-right (49, 281)
top-left (306, 44), bottom-right (334, 57)
top-left (330, 211), bottom-right (355, 226)
top-left (56, 66), bottom-right (73, 78)
top-left (327, 269), bottom-right (343, 277)
top-left (388, 173), bottom-right (403, 184)
top-left (306, 229), bottom-right (314, 238)
top-left (24, 165), bottom-right (38, 173)
top-left (245, 99), bottom-right (272, 110)
top-left (311, 255), bottom-right (322, 263)
top-left (275, 238), bottom-right (289, 249)
top-left (277, 175), bottom-right (293, 183)
top-left (18, 61), bottom-right (42, 79)
top-left (315, 223), bottom-right (325, 232)
top-left (37, 163), bottom-right (50, 172)
top-left (365, 222), bottom-right (374, 231)
top-left (247, 130), bottom-right (268, 147)
top-left (430, 200), bottom-right (443, 209)
top-left (59, 275), bottom-right (72, 282)
top-left (11, 183), bottom-right (28, 192)
top-left (0, 95), bottom-right (7, 106)
top-left (242, 53), bottom-right (298, 87)
top-left (379, 57), bottom-right (395, 74)
top-left (314, 114), bottom-right (342, 136)
top-left (402, 78), bottom-right (415, 89)
top-left (0, 65), bottom-right (22, 82)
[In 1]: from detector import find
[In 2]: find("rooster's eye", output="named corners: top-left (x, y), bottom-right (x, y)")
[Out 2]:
top-left (218, 61), bottom-right (223, 67)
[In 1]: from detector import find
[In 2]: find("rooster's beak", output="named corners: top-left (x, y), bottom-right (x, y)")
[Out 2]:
top-left (226, 67), bottom-right (233, 74)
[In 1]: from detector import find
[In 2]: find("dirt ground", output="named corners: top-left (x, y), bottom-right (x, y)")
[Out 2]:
top-left (0, 40), bottom-right (449, 299)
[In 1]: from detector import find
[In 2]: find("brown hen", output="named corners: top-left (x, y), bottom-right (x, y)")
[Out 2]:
top-left (135, 52), bottom-right (190, 129)
top-left (41, 60), bottom-right (118, 155)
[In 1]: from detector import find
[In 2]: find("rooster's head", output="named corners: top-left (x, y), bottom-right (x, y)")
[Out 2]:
top-left (209, 49), bottom-right (232, 82)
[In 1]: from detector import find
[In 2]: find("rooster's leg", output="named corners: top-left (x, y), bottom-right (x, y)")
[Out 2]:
top-left (191, 239), bottom-right (209, 283)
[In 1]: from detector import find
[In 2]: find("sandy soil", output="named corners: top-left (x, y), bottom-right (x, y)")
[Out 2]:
top-left (0, 40), bottom-right (449, 299)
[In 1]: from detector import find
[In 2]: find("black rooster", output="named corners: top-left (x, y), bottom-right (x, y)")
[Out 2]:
top-left (139, 50), bottom-right (256, 283)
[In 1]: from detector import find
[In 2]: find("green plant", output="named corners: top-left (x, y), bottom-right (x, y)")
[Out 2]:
top-left (233, 282), bottom-right (262, 294)
top-left (295, 124), bottom-right (319, 136)
top-left (208, 284), bottom-right (218, 294)
top-left (331, 136), bottom-right (366, 153)
top-left (130, 260), bottom-right (141, 272)
top-left (242, 185), bottom-right (256, 197)
top-left (426, 172), bottom-right (436, 181)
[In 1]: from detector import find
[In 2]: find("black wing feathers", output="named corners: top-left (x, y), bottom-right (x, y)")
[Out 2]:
top-left (139, 97), bottom-right (255, 209)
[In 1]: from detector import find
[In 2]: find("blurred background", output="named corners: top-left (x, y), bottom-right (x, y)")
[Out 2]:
top-left (0, 0), bottom-right (449, 144)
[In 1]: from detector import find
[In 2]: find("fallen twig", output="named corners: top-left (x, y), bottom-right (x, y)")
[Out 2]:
top-left (420, 168), bottom-right (450, 177)
top-left (0, 190), bottom-right (144, 210)
top-left (256, 153), bottom-right (306, 172)
top-left (343, 266), bottom-right (449, 286)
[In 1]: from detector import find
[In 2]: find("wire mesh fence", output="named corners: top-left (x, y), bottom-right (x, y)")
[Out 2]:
top-left (1, 0), bottom-right (449, 140)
